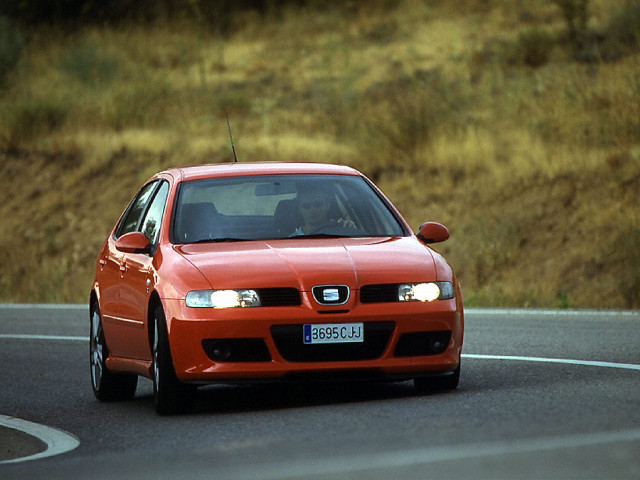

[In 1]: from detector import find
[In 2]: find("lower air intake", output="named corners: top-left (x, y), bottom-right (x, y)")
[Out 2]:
top-left (393, 331), bottom-right (452, 357)
top-left (201, 338), bottom-right (271, 362)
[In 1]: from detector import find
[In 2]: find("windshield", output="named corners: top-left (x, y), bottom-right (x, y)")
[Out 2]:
top-left (171, 174), bottom-right (407, 244)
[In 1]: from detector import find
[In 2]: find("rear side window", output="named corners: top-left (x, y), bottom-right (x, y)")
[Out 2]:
top-left (115, 181), bottom-right (158, 238)
top-left (140, 181), bottom-right (169, 244)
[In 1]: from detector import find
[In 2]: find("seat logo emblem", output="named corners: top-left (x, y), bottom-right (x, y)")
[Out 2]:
top-left (312, 285), bottom-right (349, 305)
top-left (323, 288), bottom-right (340, 302)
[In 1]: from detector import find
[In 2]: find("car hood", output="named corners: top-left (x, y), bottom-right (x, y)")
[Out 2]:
top-left (174, 237), bottom-right (438, 291)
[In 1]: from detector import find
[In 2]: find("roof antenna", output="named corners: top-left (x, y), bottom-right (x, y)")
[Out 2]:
top-left (226, 114), bottom-right (238, 163)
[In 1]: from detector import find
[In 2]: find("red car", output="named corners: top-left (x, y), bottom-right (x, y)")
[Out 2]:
top-left (90, 162), bottom-right (463, 414)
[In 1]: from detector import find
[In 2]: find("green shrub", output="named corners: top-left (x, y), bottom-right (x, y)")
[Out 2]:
top-left (57, 40), bottom-right (118, 86)
top-left (3, 99), bottom-right (68, 148)
top-left (601, 1), bottom-right (640, 60)
top-left (553, 0), bottom-right (590, 43)
top-left (214, 88), bottom-right (253, 117)
top-left (0, 0), bottom-right (316, 28)
top-left (612, 224), bottom-right (640, 308)
top-left (0, 16), bottom-right (24, 85)
top-left (358, 70), bottom-right (469, 173)
top-left (515, 28), bottom-right (556, 67)
top-left (106, 78), bottom-right (173, 130)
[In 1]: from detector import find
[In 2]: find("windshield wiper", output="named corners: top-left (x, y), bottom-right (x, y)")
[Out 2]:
top-left (291, 233), bottom-right (351, 239)
top-left (190, 237), bottom-right (247, 244)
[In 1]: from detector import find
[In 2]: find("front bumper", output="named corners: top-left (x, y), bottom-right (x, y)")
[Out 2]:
top-left (162, 296), bottom-right (463, 383)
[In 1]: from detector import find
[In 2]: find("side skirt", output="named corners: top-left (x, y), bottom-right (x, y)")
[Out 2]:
top-left (106, 356), bottom-right (153, 379)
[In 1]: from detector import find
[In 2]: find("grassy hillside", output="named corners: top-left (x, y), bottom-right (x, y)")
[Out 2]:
top-left (1, 0), bottom-right (639, 307)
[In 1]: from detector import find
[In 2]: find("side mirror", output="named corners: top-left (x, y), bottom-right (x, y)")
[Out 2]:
top-left (115, 231), bottom-right (152, 254)
top-left (417, 222), bottom-right (450, 244)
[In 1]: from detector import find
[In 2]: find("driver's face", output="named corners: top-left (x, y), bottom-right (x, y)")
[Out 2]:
top-left (298, 193), bottom-right (329, 227)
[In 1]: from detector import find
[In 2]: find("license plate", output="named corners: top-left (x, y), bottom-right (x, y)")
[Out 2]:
top-left (303, 323), bottom-right (364, 344)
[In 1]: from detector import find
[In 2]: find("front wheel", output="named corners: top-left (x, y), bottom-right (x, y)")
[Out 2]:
top-left (90, 301), bottom-right (137, 401)
top-left (152, 306), bottom-right (197, 415)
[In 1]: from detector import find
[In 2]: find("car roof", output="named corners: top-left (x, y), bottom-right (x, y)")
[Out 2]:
top-left (159, 162), bottom-right (362, 182)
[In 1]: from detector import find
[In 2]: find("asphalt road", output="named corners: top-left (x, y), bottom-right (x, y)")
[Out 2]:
top-left (0, 305), bottom-right (638, 479)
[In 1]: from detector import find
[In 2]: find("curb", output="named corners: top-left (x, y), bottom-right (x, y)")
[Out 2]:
top-left (0, 416), bottom-right (79, 464)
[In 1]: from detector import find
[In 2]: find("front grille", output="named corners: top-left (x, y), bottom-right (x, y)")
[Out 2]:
top-left (360, 284), bottom-right (399, 303)
top-left (270, 322), bottom-right (394, 362)
top-left (256, 288), bottom-right (301, 307)
top-left (202, 338), bottom-right (271, 362)
top-left (394, 331), bottom-right (451, 357)
top-left (312, 285), bottom-right (349, 305)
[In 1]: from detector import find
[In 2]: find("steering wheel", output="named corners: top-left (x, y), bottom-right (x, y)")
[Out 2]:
top-left (308, 219), bottom-right (357, 235)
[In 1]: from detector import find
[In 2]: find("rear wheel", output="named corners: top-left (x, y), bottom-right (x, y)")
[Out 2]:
top-left (414, 364), bottom-right (460, 393)
top-left (152, 305), bottom-right (197, 415)
top-left (90, 301), bottom-right (137, 401)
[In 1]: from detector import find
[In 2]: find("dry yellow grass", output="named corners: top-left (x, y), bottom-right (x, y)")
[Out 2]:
top-left (0, 0), bottom-right (638, 307)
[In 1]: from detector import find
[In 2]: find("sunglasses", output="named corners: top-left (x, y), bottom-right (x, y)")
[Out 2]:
top-left (300, 200), bottom-right (326, 210)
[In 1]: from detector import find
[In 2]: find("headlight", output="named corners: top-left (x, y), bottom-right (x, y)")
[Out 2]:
top-left (186, 289), bottom-right (261, 308)
top-left (398, 282), bottom-right (454, 302)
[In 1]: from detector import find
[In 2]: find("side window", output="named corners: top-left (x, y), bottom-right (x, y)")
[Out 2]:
top-left (115, 181), bottom-right (158, 238)
top-left (140, 181), bottom-right (169, 244)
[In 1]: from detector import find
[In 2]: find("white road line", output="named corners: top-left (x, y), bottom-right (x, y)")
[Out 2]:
top-left (0, 415), bottom-right (79, 464)
top-left (0, 334), bottom-right (88, 342)
top-left (1, 335), bottom-right (639, 371)
top-left (241, 427), bottom-right (640, 479)
top-left (462, 354), bottom-right (640, 371)
top-left (0, 304), bottom-right (87, 310)
top-left (0, 330), bottom-right (637, 468)
top-left (464, 308), bottom-right (639, 317)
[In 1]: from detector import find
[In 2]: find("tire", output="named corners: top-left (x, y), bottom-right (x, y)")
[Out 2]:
top-left (90, 301), bottom-right (138, 401)
top-left (152, 305), bottom-right (197, 415)
top-left (413, 364), bottom-right (460, 394)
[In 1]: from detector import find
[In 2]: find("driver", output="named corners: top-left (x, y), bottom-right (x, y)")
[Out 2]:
top-left (292, 189), bottom-right (355, 236)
